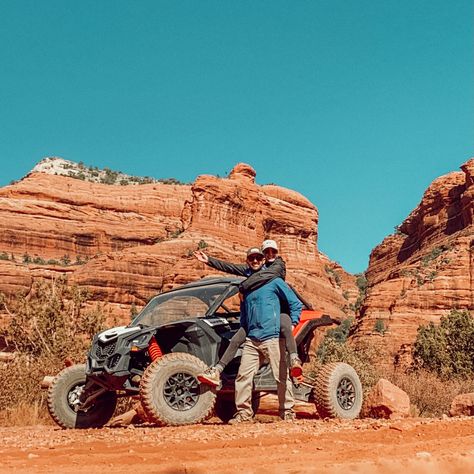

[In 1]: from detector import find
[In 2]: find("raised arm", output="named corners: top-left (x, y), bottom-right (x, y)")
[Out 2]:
top-left (193, 250), bottom-right (249, 277)
top-left (239, 257), bottom-right (286, 295)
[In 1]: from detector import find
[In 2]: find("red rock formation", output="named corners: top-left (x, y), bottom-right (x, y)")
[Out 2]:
top-left (449, 393), bottom-right (474, 417)
top-left (0, 172), bottom-right (191, 259)
top-left (353, 158), bottom-right (474, 366)
top-left (362, 378), bottom-right (411, 419)
top-left (0, 162), bottom-right (356, 322)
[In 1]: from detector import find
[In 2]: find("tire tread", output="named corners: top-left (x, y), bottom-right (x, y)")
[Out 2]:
top-left (140, 353), bottom-right (215, 426)
top-left (314, 362), bottom-right (362, 419)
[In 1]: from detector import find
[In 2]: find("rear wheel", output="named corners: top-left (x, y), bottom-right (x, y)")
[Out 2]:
top-left (140, 353), bottom-right (216, 426)
top-left (313, 362), bottom-right (362, 419)
top-left (47, 364), bottom-right (117, 429)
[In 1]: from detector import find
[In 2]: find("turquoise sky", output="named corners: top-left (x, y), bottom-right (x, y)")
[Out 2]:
top-left (1, 1), bottom-right (472, 273)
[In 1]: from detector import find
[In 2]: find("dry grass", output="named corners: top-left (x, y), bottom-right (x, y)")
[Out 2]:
top-left (0, 278), bottom-right (110, 426)
top-left (0, 401), bottom-right (53, 427)
top-left (385, 368), bottom-right (474, 417)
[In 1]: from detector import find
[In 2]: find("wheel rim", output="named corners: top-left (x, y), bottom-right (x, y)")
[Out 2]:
top-left (336, 377), bottom-right (356, 410)
top-left (163, 372), bottom-right (199, 411)
top-left (67, 384), bottom-right (85, 412)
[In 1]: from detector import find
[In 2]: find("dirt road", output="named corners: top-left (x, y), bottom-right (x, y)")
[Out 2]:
top-left (0, 416), bottom-right (473, 473)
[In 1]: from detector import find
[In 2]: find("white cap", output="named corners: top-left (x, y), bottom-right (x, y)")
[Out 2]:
top-left (261, 239), bottom-right (278, 252)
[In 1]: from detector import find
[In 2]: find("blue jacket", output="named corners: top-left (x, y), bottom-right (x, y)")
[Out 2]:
top-left (240, 278), bottom-right (303, 342)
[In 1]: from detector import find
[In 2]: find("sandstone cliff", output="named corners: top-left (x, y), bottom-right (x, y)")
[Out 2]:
top-left (0, 160), bottom-right (356, 321)
top-left (352, 158), bottom-right (474, 366)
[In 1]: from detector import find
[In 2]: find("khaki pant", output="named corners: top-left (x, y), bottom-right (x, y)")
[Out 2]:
top-left (234, 338), bottom-right (294, 419)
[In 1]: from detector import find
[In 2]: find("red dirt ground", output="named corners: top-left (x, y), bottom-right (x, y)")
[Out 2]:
top-left (0, 416), bottom-right (473, 473)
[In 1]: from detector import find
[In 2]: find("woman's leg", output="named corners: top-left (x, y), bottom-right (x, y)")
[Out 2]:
top-left (219, 326), bottom-right (247, 368)
top-left (279, 313), bottom-right (297, 355)
top-left (198, 327), bottom-right (247, 386)
top-left (279, 313), bottom-right (302, 377)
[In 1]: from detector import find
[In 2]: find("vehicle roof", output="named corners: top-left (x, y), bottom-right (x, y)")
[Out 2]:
top-left (163, 276), bottom-right (313, 310)
top-left (178, 276), bottom-right (244, 289)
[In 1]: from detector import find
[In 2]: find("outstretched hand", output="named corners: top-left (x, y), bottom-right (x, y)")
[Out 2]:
top-left (193, 250), bottom-right (209, 263)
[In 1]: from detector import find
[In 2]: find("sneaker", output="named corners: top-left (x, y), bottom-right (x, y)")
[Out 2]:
top-left (280, 411), bottom-right (296, 421)
top-left (289, 357), bottom-right (303, 378)
top-left (197, 367), bottom-right (221, 387)
top-left (228, 412), bottom-right (253, 425)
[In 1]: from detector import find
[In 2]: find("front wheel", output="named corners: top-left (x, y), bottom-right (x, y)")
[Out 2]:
top-left (313, 362), bottom-right (363, 419)
top-left (140, 353), bottom-right (216, 426)
top-left (47, 364), bottom-right (117, 429)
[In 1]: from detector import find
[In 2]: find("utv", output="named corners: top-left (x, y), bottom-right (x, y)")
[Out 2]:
top-left (47, 277), bottom-right (363, 428)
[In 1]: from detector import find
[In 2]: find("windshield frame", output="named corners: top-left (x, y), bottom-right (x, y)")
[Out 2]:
top-left (130, 280), bottom-right (239, 328)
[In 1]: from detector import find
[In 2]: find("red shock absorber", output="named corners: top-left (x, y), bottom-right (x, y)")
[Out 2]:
top-left (148, 336), bottom-right (163, 361)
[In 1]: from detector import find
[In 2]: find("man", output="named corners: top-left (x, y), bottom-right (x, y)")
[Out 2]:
top-left (194, 241), bottom-right (302, 387)
top-left (194, 244), bottom-right (303, 422)
top-left (231, 274), bottom-right (302, 423)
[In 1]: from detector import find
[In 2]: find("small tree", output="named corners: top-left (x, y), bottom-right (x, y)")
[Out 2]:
top-left (412, 310), bottom-right (474, 378)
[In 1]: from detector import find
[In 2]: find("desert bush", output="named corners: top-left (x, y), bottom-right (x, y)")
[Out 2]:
top-left (324, 265), bottom-right (341, 286)
top-left (373, 318), bottom-right (388, 335)
top-left (386, 369), bottom-right (474, 417)
top-left (412, 309), bottom-right (474, 378)
top-left (158, 177), bottom-right (186, 185)
top-left (0, 277), bottom-right (107, 418)
top-left (198, 240), bottom-right (208, 250)
top-left (349, 273), bottom-right (367, 313)
top-left (169, 228), bottom-right (184, 239)
top-left (322, 317), bottom-right (353, 343)
top-left (0, 355), bottom-right (52, 423)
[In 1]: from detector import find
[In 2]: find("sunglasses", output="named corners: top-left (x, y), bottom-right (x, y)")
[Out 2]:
top-left (247, 255), bottom-right (264, 262)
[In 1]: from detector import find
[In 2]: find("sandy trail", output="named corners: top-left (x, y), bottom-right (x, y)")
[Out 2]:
top-left (0, 416), bottom-right (473, 473)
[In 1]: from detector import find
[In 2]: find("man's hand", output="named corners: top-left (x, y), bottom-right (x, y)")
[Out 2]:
top-left (193, 250), bottom-right (209, 264)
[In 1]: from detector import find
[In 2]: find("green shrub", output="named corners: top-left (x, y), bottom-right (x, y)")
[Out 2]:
top-left (349, 273), bottom-right (367, 313)
top-left (197, 240), bottom-right (208, 250)
top-left (412, 309), bottom-right (474, 378)
top-left (421, 246), bottom-right (448, 267)
top-left (60, 254), bottom-right (71, 265)
top-left (321, 317), bottom-right (353, 344)
top-left (169, 228), bottom-right (184, 239)
top-left (100, 168), bottom-right (119, 185)
top-left (355, 273), bottom-right (368, 293)
top-left (324, 266), bottom-right (341, 286)
top-left (158, 177), bottom-right (186, 185)
top-left (374, 318), bottom-right (387, 334)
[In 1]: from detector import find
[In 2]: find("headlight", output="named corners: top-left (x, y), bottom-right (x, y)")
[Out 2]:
top-left (127, 333), bottom-right (152, 349)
